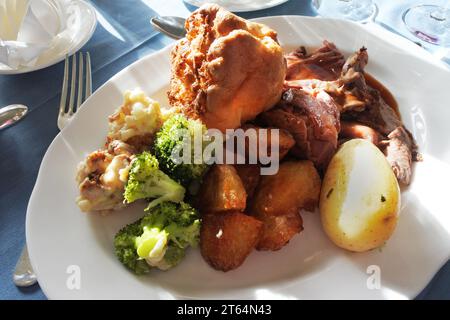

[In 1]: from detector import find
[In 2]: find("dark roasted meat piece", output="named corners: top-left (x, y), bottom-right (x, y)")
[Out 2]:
top-left (340, 47), bottom-right (368, 86)
top-left (339, 121), bottom-right (380, 146)
top-left (380, 126), bottom-right (418, 186)
top-left (283, 42), bottom-right (419, 184)
top-left (285, 40), bottom-right (345, 82)
top-left (286, 47), bottom-right (372, 112)
top-left (342, 88), bottom-right (402, 136)
top-left (260, 88), bottom-right (340, 170)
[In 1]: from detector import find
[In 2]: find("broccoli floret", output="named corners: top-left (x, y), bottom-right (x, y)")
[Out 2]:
top-left (114, 202), bottom-right (200, 274)
top-left (124, 152), bottom-right (185, 210)
top-left (114, 220), bottom-right (151, 275)
top-left (154, 114), bottom-right (210, 187)
top-left (135, 227), bottom-right (168, 262)
top-left (162, 246), bottom-right (185, 268)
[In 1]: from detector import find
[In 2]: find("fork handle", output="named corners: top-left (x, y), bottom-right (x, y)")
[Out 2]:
top-left (13, 246), bottom-right (37, 287)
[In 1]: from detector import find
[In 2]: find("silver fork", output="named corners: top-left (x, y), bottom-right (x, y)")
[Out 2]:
top-left (58, 52), bottom-right (92, 130)
top-left (13, 52), bottom-right (92, 287)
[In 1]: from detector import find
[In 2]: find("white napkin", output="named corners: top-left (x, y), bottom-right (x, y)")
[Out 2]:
top-left (0, 0), bottom-right (69, 69)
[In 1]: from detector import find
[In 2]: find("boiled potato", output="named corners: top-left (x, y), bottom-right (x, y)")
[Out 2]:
top-left (251, 160), bottom-right (321, 216)
top-left (320, 139), bottom-right (400, 252)
top-left (196, 164), bottom-right (247, 213)
top-left (200, 211), bottom-right (263, 271)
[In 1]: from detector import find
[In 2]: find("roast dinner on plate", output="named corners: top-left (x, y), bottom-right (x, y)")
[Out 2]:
top-left (74, 4), bottom-right (419, 274)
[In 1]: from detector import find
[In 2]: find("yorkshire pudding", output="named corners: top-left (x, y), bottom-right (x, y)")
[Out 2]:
top-left (168, 4), bottom-right (286, 132)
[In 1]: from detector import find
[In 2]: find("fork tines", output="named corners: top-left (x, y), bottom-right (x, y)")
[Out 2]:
top-left (59, 52), bottom-right (92, 117)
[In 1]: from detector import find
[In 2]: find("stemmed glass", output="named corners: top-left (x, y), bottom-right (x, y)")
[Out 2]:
top-left (403, 4), bottom-right (450, 47)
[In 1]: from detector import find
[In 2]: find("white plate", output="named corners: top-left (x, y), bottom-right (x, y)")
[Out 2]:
top-left (26, 16), bottom-right (450, 299)
top-left (183, 0), bottom-right (289, 12)
top-left (0, 0), bottom-right (96, 75)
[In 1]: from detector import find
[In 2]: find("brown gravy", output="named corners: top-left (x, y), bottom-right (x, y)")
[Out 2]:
top-left (365, 73), bottom-right (400, 119)
top-left (283, 46), bottom-right (400, 118)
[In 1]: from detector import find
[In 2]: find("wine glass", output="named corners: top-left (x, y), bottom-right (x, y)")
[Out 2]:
top-left (403, 4), bottom-right (450, 47)
top-left (312, 0), bottom-right (377, 23)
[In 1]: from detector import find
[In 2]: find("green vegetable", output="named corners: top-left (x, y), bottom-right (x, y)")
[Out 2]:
top-left (114, 202), bottom-right (201, 274)
top-left (154, 114), bottom-right (210, 187)
top-left (135, 227), bottom-right (168, 259)
top-left (114, 220), bottom-right (151, 274)
top-left (124, 151), bottom-right (185, 210)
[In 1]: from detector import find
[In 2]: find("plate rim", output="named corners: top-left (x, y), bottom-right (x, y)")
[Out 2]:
top-left (26, 15), bottom-right (450, 299)
top-left (183, 0), bottom-right (290, 13)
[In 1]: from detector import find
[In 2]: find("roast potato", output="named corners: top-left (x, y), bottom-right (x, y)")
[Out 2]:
top-left (234, 164), bottom-right (260, 200)
top-left (255, 210), bottom-right (303, 251)
top-left (200, 211), bottom-right (263, 271)
top-left (277, 128), bottom-right (296, 160)
top-left (242, 124), bottom-right (295, 161)
top-left (251, 160), bottom-right (321, 216)
top-left (196, 164), bottom-right (247, 213)
top-left (320, 139), bottom-right (400, 252)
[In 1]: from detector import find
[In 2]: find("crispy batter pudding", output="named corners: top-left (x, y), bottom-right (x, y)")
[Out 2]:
top-left (168, 4), bottom-right (286, 132)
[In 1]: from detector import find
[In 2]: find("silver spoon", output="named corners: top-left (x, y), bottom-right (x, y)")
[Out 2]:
top-left (0, 104), bottom-right (28, 130)
top-left (150, 16), bottom-right (186, 40)
top-left (13, 246), bottom-right (37, 287)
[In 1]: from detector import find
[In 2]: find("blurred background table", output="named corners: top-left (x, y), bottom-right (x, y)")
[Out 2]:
top-left (0, 0), bottom-right (449, 300)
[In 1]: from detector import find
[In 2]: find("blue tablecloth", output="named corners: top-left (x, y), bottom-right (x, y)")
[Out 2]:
top-left (0, 0), bottom-right (449, 300)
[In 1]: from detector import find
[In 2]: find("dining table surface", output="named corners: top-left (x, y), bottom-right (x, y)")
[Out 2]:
top-left (1, 0), bottom-right (449, 300)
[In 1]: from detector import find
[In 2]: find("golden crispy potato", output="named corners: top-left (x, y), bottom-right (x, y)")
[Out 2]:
top-left (277, 128), bottom-right (296, 160)
top-left (197, 164), bottom-right (247, 213)
top-left (251, 160), bottom-right (321, 216)
top-left (255, 210), bottom-right (303, 251)
top-left (200, 212), bottom-right (263, 271)
top-left (234, 164), bottom-right (260, 200)
top-left (242, 124), bottom-right (295, 161)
